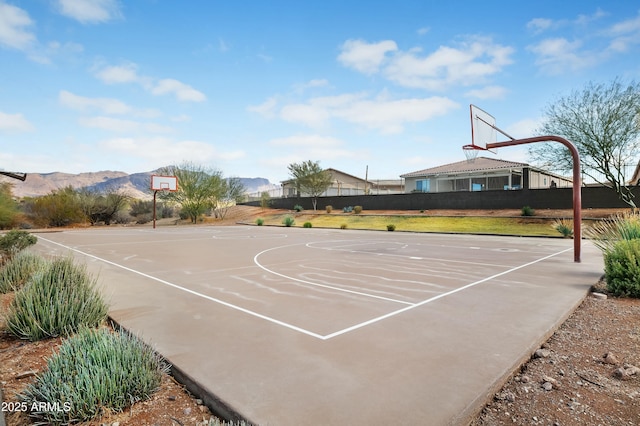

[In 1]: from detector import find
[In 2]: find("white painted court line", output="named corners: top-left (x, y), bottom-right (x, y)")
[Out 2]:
top-left (37, 236), bottom-right (572, 341)
top-left (322, 247), bottom-right (573, 340)
top-left (37, 236), bottom-right (326, 340)
top-left (254, 243), bottom-right (415, 306)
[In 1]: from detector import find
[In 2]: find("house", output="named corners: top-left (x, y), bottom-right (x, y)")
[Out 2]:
top-left (400, 157), bottom-right (572, 193)
top-left (281, 168), bottom-right (403, 197)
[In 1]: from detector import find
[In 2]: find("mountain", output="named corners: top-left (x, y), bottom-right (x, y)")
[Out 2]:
top-left (2, 170), bottom-right (276, 200)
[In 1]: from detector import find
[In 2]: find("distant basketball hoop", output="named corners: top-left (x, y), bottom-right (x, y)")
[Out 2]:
top-left (150, 175), bottom-right (178, 229)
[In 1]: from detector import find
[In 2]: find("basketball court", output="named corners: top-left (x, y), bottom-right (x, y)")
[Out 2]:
top-left (33, 225), bottom-right (604, 425)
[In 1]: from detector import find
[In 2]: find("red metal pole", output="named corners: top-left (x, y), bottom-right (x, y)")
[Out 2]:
top-left (153, 190), bottom-right (157, 229)
top-left (487, 136), bottom-right (582, 263)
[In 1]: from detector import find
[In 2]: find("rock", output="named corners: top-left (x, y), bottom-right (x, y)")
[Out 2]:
top-left (496, 391), bottom-right (516, 402)
top-left (167, 395), bottom-right (177, 401)
top-left (591, 292), bottom-right (607, 300)
top-left (520, 375), bottom-right (531, 383)
top-left (534, 348), bottom-right (551, 359)
top-left (603, 352), bottom-right (619, 365)
top-left (542, 381), bottom-right (554, 391)
top-left (543, 375), bottom-right (559, 388)
top-left (614, 364), bottom-right (640, 380)
top-left (15, 370), bottom-right (37, 379)
top-left (195, 398), bottom-right (203, 405)
top-left (183, 407), bottom-right (192, 415)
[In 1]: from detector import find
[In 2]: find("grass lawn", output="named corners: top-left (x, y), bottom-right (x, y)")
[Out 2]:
top-left (254, 213), bottom-right (564, 237)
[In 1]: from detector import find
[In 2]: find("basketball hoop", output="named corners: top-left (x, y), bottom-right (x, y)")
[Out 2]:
top-left (462, 144), bottom-right (483, 163)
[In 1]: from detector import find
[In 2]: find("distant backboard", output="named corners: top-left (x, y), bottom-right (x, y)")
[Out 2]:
top-left (150, 175), bottom-right (178, 191)
top-left (470, 104), bottom-right (497, 149)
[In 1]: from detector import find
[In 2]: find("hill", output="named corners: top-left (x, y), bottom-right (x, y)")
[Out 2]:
top-left (1, 170), bottom-right (276, 200)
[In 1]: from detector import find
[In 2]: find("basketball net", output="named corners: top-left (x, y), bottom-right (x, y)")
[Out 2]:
top-left (462, 144), bottom-right (481, 163)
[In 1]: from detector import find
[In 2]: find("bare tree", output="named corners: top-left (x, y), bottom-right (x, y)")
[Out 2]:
top-left (528, 79), bottom-right (640, 208)
top-left (214, 177), bottom-right (247, 219)
top-left (287, 160), bottom-right (333, 211)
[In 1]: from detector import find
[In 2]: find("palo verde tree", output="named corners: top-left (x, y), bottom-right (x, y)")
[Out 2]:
top-left (528, 79), bottom-right (640, 208)
top-left (287, 160), bottom-right (333, 211)
top-left (0, 182), bottom-right (20, 229)
top-left (213, 177), bottom-right (247, 219)
top-left (158, 162), bottom-right (225, 223)
top-left (77, 187), bottom-right (131, 225)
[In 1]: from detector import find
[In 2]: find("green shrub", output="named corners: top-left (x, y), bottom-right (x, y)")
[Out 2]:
top-left (293, 204), bottom-right (304, 212)
top-left (521, 206), bottom-right (535, 216)
top-left (340, 223), bottom-right (348, 229)
top-left (387, 224), bottom-right (396, 231)
top-left (0, 251), bottom-right (46, 293)
top-left (303, 222), bottom-right (313, 228)
top-left (282, 216), bottom-right (295, 227)
top-left (585, 212), bottom-right (640, 253)
top-left (256, 218), bottom-right (264, 226)
top-left (604, 239), bottom-right (640, 298)
top-left (552, 219), bottom-right (574, 238)
top-left (6, 257), bottom-right (108, 341)
top-left (353, 205), bottom-right (363, 214)
top-left (0, 230), bottom-right (37, 262)
top-left (325, 205), bottom-right (333, 213)
top-left (20, 327), bottom-right (169, 424)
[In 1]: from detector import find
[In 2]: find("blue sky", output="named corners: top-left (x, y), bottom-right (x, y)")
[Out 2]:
top-left (1, 1), bottom-right (639, 184)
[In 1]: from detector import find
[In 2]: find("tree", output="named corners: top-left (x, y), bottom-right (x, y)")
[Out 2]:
top-left (214, 177), bottom-right (247, 219)
top-left (0, 182), bottom-right (19, 229)
top-left (27, 186), bottom-right (85, 227)
top-left (158, 163), bottom-right (225, 223)
top-left (78, 188), bottom-right (131, 225)
top-left (287, 160), bottom-right (333, 211)
top-left (528, 79), bottom-right (640, 208)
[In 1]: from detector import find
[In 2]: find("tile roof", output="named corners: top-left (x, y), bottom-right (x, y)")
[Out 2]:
top-left (400, 157), bottom-right (529, 178)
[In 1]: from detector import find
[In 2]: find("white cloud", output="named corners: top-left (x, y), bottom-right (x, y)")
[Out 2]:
top-left (527, 38), bottom-right (595, 73)
top-left (505, 118), bottom-right (543, 139)
top-left (95, 63), bottom-right (143, 84)
top-left (269, 134), bottom-right (343, 148)
top-left (280, 103), bottom-right (330, 128)
top-left (247, 97), bottom-right (278, 117)
top-left (79, 116), bottom-right (173, 133)
top-left (465, 85), bottom-right (508, 100)
top-left (417, 27), bottom-right (430, 36)
top-left (338, 39), bottom-right (398, 74)
top-left (526, 18), bottom-right (553, 34)
top-left (383, 37), bottom-right (514, 90)
top-left (334, 97), bottom-right (459, 134)
top-left (0, 111), bottom-right (34, 132)
top-left (606, 13), bottom-right (640, 52)
top-left (93, 63), bottom-right (206, 102)
top-left (151, 79), bottom-right (207, 102)
top-left (59, 90), bottom-right (162, 118)
top-left (0, 2), bottom-right (35, 50)
top-left (56, 0), bottom-right (122, 24)
top-left (252, 91), bottom-right (459, 134)
top-left (59, 90), bottom-right (132, 115)
top-left (267, 135), bottom-right (355, 161)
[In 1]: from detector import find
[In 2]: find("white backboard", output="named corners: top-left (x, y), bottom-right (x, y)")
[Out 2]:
top-left (470, 104), bottom-right (497, 149)
top-left (150, 175), bottom-right (178, 191)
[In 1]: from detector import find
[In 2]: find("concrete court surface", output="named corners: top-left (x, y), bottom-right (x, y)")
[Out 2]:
top-left (34, 225), bottom-right (604, 425)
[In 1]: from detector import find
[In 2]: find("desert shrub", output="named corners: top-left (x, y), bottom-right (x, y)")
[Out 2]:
top-left (552, 219), bottom-right (574, 238)
top-left (26, 186), bottom-right (85, 227)
top-left (0, 251), bottom-right (46, 293)
top-left (256, 218), bottom-right (264, 226)
top-left (136, 213), bottom-right (153, 224)
top-left (0, 182), bottom-right (20, 229)
top-left (20, 327), bottom-right (169, 424)
top-left (353, 205), bottom-right (363, 214)
top-left (604, 239), bottom-right (640, 298)
top-left (303, 222), bottom-right (313, 228)
top-left (343, 206), bottom-right (353, 213)
top-left (6, 257), bottom-right (108, 341)
top-left (325, 205), bottom-right (333, 213)
top-left (521, 206), bottom-right (535, 216)
top-left (585, 211), bottom-right (640, 253)
top-left (282, 216), bottom-right (295, 227)
top-left (293, 204), bottom-right (304, 212)
top-left (0, 230), bottom-right (37, 263)
top-left (340, 223), bottom-right (348, 229)
top-left (387, 224), bottom-right (396, 231)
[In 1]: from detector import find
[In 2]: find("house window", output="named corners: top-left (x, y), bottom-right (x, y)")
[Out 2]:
top-left (416, 180), bottom-right (430, 192)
